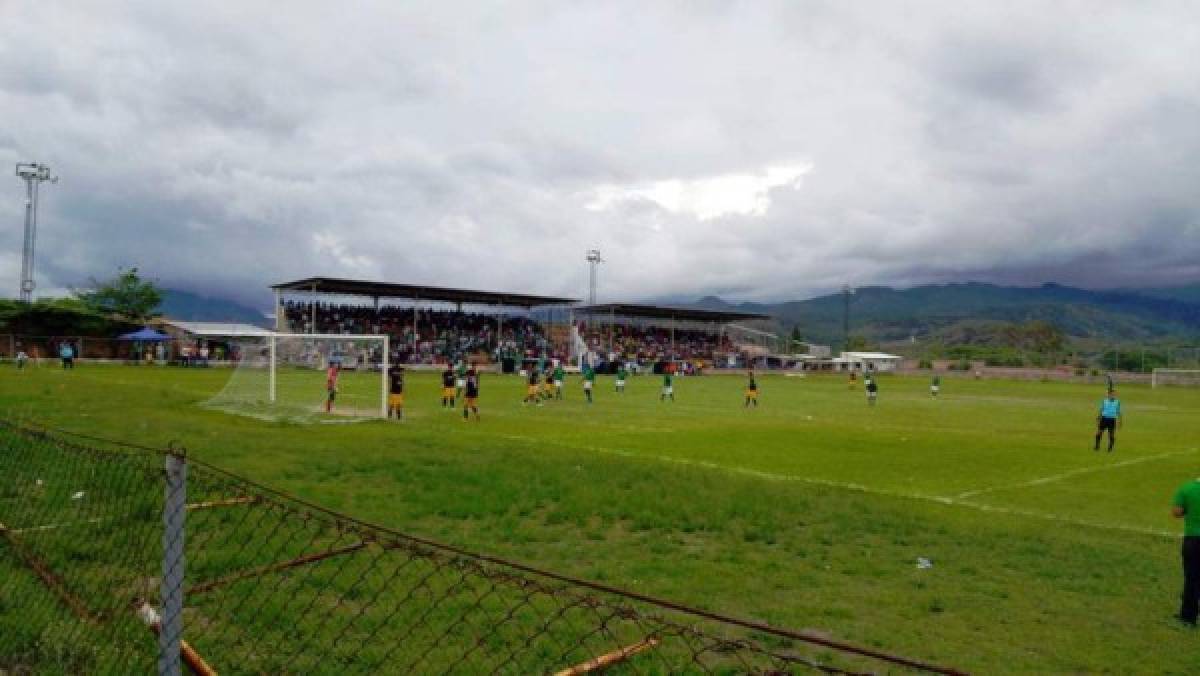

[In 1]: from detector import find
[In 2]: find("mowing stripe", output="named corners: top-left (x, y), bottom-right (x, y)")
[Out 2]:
top-left (500, 434), bottom-right (1179, 540)
top-left (954, 447), bottom-right (1200, 499)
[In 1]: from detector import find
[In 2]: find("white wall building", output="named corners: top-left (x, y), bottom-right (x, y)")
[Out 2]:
top-left (836, 351), bottom-right (903, 372)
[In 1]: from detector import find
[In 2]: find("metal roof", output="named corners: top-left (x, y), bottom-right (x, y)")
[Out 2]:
top-left (162, 321), bottom-right (274, 337)
top-left (271, 277), bottom-right (578, 308)
top-left (575, 303), bottom-right (770, 323)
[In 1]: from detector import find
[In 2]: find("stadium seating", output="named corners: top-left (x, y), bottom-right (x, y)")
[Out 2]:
top-left (281, 302), bottom-right (553, 364)
top-left (580, 322), bottom-right (734, 362)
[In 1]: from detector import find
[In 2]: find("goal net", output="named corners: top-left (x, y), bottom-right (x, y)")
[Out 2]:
top-left (203, 333), bottom-right (389, 422)
top-left (1151, 369), bottom-right (1200, 388)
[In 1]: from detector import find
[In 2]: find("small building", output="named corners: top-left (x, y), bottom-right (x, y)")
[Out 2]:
top-left (839, 351), bottom-right (903, 372)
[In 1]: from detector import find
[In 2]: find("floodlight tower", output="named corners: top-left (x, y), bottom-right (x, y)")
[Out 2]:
top-left (842, 283), bottom-right (855, 354)
top-left (586, 249), bottom-right (604, 305)
top-left (15, 163), bottom-right (57, 303)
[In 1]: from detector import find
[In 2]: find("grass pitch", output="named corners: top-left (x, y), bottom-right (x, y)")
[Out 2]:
top-left (1, 364), bottom-right (1198, 673)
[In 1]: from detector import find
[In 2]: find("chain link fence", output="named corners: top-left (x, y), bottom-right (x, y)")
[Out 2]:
top-left (0, 421), bottom-right (963, 675)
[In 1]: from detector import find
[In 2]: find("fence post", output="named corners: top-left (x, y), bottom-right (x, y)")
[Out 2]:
top-left (159, 451), bottom-right (187, 676)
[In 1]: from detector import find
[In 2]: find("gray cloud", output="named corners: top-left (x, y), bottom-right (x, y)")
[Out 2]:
top-left (1, 1), bottom-right (1198, 309)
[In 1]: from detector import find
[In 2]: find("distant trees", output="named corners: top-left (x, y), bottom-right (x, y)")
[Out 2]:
top-left (73, 267), bottom-right (163, 324)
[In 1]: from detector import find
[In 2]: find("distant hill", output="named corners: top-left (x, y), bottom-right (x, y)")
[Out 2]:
top-left (159, 289), bottom-right (269, 326)
top-left (682, 282), bottom-right (1200, 347)
top-left (1135, 284), bottom-right (1200, 304)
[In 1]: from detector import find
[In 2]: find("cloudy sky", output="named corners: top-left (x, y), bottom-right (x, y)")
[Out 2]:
top-left (2, 2), bottom-right (1199, 309)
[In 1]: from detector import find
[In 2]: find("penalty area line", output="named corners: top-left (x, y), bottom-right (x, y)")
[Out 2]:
top-left (500, 434), bottom-right (1177, 540)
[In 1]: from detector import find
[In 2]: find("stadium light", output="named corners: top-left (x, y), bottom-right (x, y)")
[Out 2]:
top-left (586, 249), bottom-right (604, 305)
top-left (842, 284), bottom-right (855, 354)
top-left (15, 162), bottom-right (58, 303)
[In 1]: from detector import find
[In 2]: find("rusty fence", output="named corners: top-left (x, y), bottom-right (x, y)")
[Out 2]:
top-left (0, 422), bottom-right (963, 675)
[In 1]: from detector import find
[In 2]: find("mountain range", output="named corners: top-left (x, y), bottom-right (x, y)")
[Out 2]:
top-left (159, 289), bottom-right (270, 327)
top-left (687, 282), bottom-right (1200, 347)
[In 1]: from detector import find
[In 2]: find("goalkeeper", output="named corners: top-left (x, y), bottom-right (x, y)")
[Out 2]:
top-left (325, 361), bottom-right (340, 413)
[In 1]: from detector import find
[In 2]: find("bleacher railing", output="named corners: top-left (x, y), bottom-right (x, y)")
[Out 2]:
top-left (0, 421), bottom-right (963, 675)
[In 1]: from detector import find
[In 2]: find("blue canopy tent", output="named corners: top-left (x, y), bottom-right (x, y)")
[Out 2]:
top-left (118, 327), bottom-right (170, 342)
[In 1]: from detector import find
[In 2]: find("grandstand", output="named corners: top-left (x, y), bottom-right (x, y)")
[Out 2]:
top-left (271, 277), bottom-right (577, 368)
top-left (271, 278), bottom-right (777, 370)
top-left (575, 302), bottom-right (770, 369)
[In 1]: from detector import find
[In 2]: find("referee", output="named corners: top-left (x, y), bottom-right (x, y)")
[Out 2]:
top-left (1093, 391), bottom-right (1122, 452)
top-left (1172, 475), bottom-right (1200, 627)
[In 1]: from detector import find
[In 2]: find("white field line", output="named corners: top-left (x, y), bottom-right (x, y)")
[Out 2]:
top-left (501, 434), bottom-right (1179, 539)
top-left (954, 447), bottom-right (1200, 500)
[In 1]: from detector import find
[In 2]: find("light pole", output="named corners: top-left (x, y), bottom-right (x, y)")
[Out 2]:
top-left (586, 249), bottom-right (603, 305)
top-left (842, 284), bottom-right (854, 354)
top-left (15, 163), bottom-right (57, 303)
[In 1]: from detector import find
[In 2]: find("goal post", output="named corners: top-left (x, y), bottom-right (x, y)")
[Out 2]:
top-left (205, 333), bottom-right (390, 421)
top-left (1151, 368), bottom-right (1200, 388)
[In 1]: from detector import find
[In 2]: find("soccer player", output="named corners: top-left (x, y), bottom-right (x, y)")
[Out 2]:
top-left (1106, 373), bottom-right (1115, 394)
top-left (865, 376), bottom-right (878, 406)
top-left (542, 369), bottom-right (555, 401)
top-left (1094, 390), bottom-right (1122, 452)
top-left (387, 366), bottom-right (405, 421)
top-left (59, 342), bottom-right (75, 369)
top-left (847, 370), bottom-right (856, 389)
top-left (524, 367), bottom-right (541, 405)
top-left (462, 367), bottom-right (480, 421)
top-left (15, 349), bottom-right (28, 370)
top-left (582, 363), bottom-right (596, 403)
top-left (325, 361), bottom-right (340, 413)
top-left (615, 364), bottom-right (628, 393)
top-left (1171, 474), bottom-right (1200, 627)
top-left (455, 360), bottom-right (468, 400)
top-left (441, 365), bottom-right (456, 408)
top-left (553, 363), bottom-right (565, 400)
top-left (661, 369), bottom-right (674, 402)
top-left (930, 374), bottom-right (941, 397)
top-left (744, 370), bottom-right (758, 408)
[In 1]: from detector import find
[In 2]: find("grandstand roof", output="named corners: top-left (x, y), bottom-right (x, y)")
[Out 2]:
top-left (576, 303), bottom-right (770, 323)
top-left (161, 320), bottom-right (274, 337)
top-left (271, 277), bottom-right (578, 308)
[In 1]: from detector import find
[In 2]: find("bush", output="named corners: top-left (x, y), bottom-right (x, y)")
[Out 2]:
top-left (918, 359), bottom-right (933, 369)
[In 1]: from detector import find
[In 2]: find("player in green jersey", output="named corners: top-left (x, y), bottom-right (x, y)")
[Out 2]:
top-left (455, 360), bottom-right (468, 400)
top-left (553, 363), bottom-right (565, 400)
top-left (582, 363), bottom-right (596, 403)
top-left (661, 370), bottom-right (674, 402)
top-left (615, 364), bottom-right (628, 393)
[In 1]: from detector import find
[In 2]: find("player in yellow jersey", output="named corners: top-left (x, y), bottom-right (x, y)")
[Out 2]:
top-left (744, 370), bottom-right (758, 408)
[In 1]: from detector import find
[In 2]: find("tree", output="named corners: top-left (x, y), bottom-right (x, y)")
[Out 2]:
top-left (74, 267), bottom-right (163, 323)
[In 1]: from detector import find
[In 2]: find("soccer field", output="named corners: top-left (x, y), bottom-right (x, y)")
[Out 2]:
top-left (2, 364), bottom-right (1198, 672)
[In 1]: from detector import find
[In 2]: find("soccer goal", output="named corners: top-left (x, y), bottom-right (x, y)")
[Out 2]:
top-left (1151, 369), bottom-right (1200, 388)
top-left (204, 333), bottom-right (389, 421)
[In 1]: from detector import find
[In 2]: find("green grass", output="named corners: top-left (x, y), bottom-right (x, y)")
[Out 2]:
top-left (1, 364), bottom-right (1198, 673)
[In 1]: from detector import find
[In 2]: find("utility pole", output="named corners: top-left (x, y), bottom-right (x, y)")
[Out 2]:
top-left (842, 284), bottom-right (854, 354)
top-left (15, 163), bottom-right (57, 303)
top-left (586, 249), bottom-right (603, 305)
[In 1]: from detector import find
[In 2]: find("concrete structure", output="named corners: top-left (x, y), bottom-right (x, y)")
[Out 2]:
top-left (838, 351), bottom-right (903, 372)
